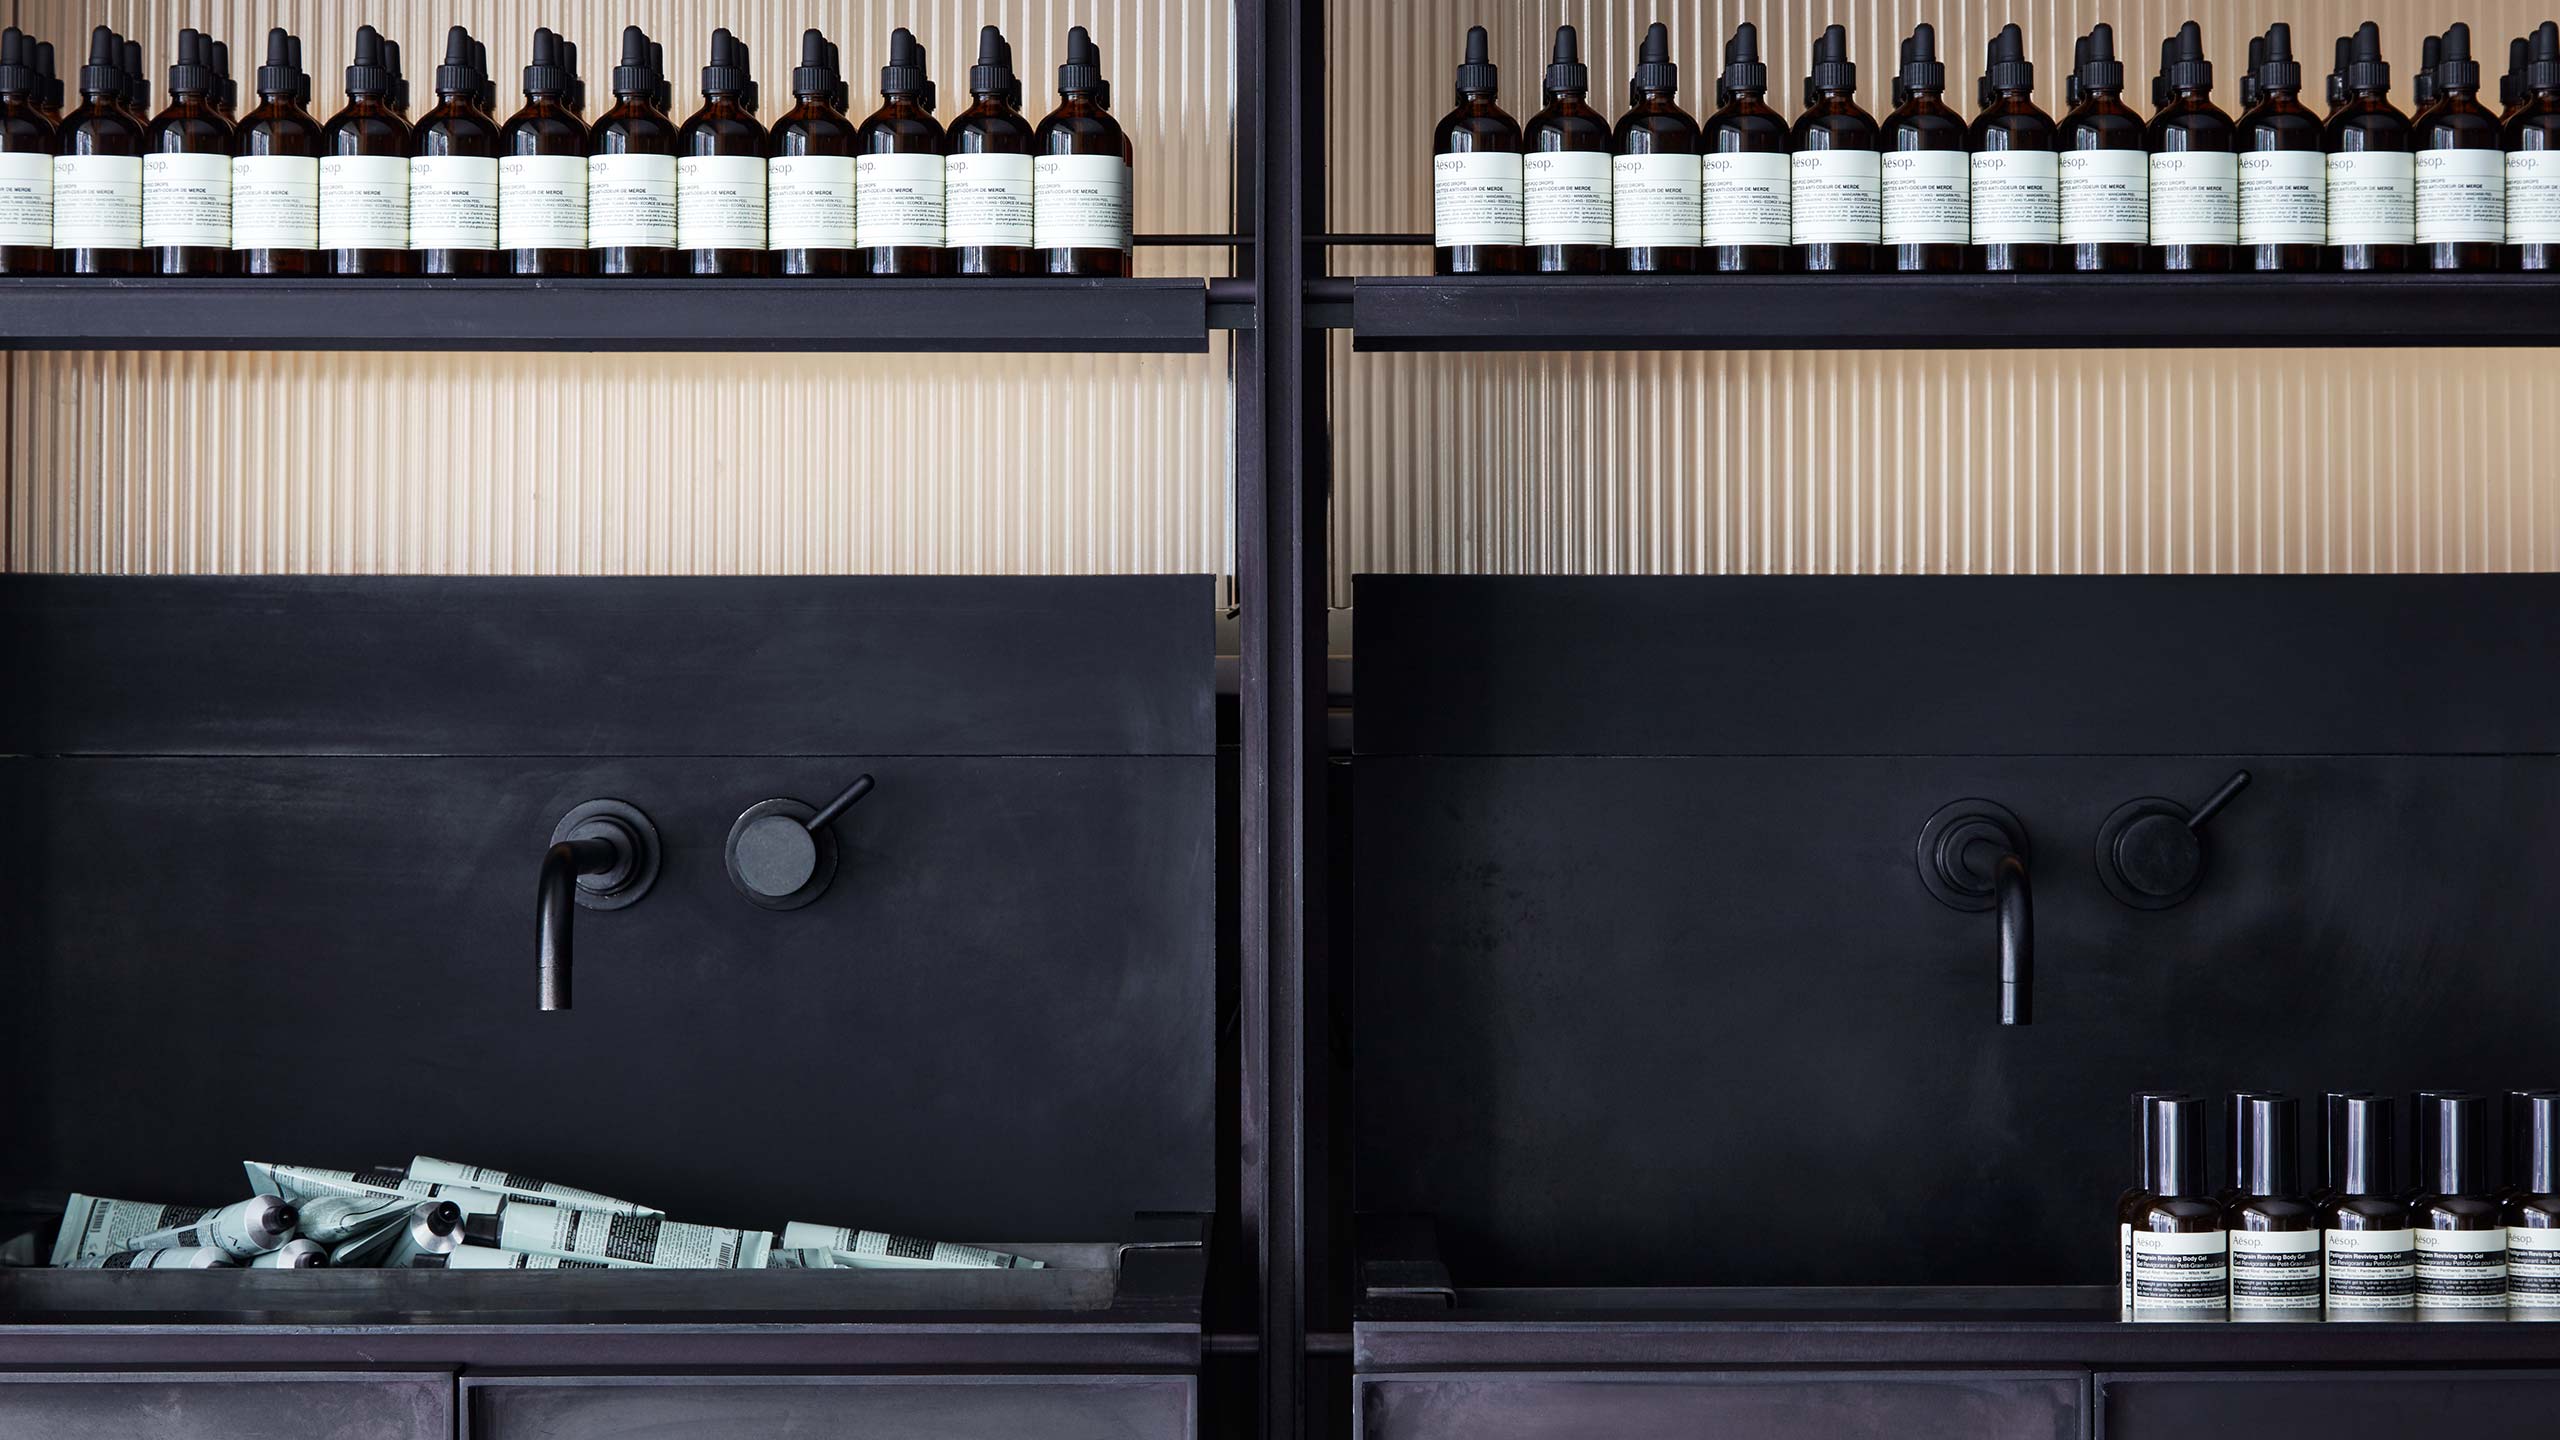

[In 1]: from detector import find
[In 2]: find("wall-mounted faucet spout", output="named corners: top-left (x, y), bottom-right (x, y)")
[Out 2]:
top-left (536, 800), bottom-right (661, 1012)
top-left (1918, 800), bottom-right (2034, 1026)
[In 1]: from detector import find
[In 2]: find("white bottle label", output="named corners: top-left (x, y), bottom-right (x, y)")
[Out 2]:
top-left (2119, 1221), bottom-right (2134, 1313)
top-left (2130, 1230), bottom-right (2228, 1315)
top-left (320, 154), bottom-right (409, 249)
top-left (1702, 150), bottom-right (1791, 245)
top-left (409, 154), bottom-right (496, 251)
top-left (2507, 151), bottom-right (2560, 243)
top-left (2414, 1226), bottom-right (2507, 1309)
top-left (0, 150), bottom-right (50, 246)
top-left (231, 154), bottom-right (317, 250)
top-left (2416, 147), bottom-right (2506, 244)
top-left (1033, 153), bottom-right (1130, 250)
top-left (769, 154), bottom-right (857, 249)
top-left (857, 151), bottom-right (946, 248)
top-left (2327, 149), bottom-right (2415, 245)
top-left (1609, 152), bottom-right (1700, 248)
top-left (677, 153), bottom-right (767, 250)
top-left (2059, 148), bottom-right (2149, 244)
top-left (2325, 1228), bottom-right (2417, 1311)
top-left (2510, 1227), bottom-right (2560, 1308)
top-left (589, 151), bottom-right (677, 248)
top-left (52, 153), bottom-right (142, 248)
top-left (142, 151), bottom-right (229, 249)
top-left (2239, 149), bottom-right (2326, 246)
top-left (1432, 149), bottom-right (1522, 246)
top-left (1970, 150), bottom-right (2059, 243)
top-left (944, 151), bottom-right (1033, 248)
top-left (1791, 148), bottom-right (1881, 244)
top-left (1522, 149), bottom-right (1612, 247)
top-left (499, 154), bottom-right (586, 250)
top-left (1880, 148), bottom-right (1968, 244)
top-left (2149, 150), bottom-right (2237, 244)
top-left (2228, 1229), bottom-right (2321, 1314)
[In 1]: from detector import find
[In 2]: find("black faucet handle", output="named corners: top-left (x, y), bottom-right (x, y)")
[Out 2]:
top-left (726, 775), bottom-right (878, 911)
top-left (2184, 769), bottom-right (2251, 831)
top-left (806, 774), bottom-right (876, 832)
top-left (2098, 770), bottom-right (2252, 910)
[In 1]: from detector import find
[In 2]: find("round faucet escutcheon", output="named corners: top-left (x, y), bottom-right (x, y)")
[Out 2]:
top-left (724, 775), bottom-right (877, 911)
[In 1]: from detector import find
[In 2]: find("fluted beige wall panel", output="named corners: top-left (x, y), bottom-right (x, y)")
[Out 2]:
top-left (1328, 2), bottom-right (2560, 600)
top-left (8, 346), bottom-right (1231, 576)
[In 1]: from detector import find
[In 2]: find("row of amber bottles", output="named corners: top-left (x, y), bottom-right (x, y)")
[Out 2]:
top-left (0, 22), bottom-right (1132, 278)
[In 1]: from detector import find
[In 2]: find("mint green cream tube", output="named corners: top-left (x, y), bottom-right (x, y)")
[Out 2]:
top-left (407, 1157), bottom-right (662, 1217)
top-left (481, 1200), bottom-right (771, 1268)
top-left (776, 1221), bottom-right (1043, 1269)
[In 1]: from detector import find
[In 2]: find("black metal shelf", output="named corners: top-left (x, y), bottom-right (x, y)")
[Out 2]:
top-left (0, 276), bottom-right (1215, 354)
top-left (1349, 273), bottom-right (2560, 352)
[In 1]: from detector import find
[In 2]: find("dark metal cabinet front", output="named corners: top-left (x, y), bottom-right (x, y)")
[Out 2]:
top-left (2098, 1370), bottom-right (2560, 1440)
top-left (1355, 1372), bottom-right (2084, 1440)
top-left (0, 1371), bottom-right (453, 1440)
top-left (463, 1374), bottom-right (1197, 1440)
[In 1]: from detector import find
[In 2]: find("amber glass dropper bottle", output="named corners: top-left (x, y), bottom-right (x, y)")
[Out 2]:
top-left (2237, 24), bottom-right (2325, 271)
top-left (1702, 23), bottom-right (1788, 273)
top-left (1612, 22), bottom-right (1699, 273)
top-left (2057, 24), bottom-right (2146, 272)
top-left (677, 28), bottom-right (769, 276)
top-left (1431, 25), bottom-right (1521, 275)
top-left (0, 28), bottom-right (58, 274)
top-left (143, 29), bottom-right (236, 275)
top-left (1519, 24), bottom-right (1610, 274)
top-left (1791, 24), bottom-right (1879, 273)
top-left (770, 29), bottom-right (856, 276)
top-left (1881, 23), bottom-right (1965, 272)
top-left (2326, 22), bottom-right (2413, 271)
top-left (1968, 23), bottom-right (2054, 272)
top-left (856, 27), bottom-right (946, 276)
top-left (947, 26), bottom-right (1036, 277)
top-left (56, 26), bottom-right (144, 275)
top-left (500, 28), bottom-right (591, 275)
top-left (233, 28), bottom-right (319, 276)
top-left (320, 25), bottom-right (413, 275)
top-left (411, 26), bottom-right (499, 277)
top-left (2146, 21), bottom-right (2236, 273)
top-left (590, 26), bottom-right (677, 277)
top-left (1035, 26), bottom-right (1134, 276)
top-left (2508, 23), bottom-right (2560, 270)
top-left (2413, 23), bottom-right (2504, 272)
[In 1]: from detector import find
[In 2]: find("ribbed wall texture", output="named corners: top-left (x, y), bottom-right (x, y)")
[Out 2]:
top-left (2, 1), bottom-right (1231, 580)
top-left (1326, 2), bottom-right (2560, 601)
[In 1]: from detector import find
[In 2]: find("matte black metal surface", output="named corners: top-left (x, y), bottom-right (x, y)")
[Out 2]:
top-left (1, 576), bottom-right (1213, 758)
top-left (0, 1371), bottom-right (451, 1440)
top-left (1356, 1371), bottom-right (2082, 1440)
top-left (463, 1374), bottom-right (1195, 1440)
top-left (0, 277), bottom-right (1211, 352)
top-left (2098, 1370), bottom-right (2560, 1440)
top-left (1351, 273), bottom-right (2560, 350)
top-left (1354, 575), bottom-right (2560, 757)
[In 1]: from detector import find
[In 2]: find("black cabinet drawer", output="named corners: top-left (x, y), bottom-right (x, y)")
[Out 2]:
top-left (0, 1371), bottom-right (451, 1440)
top-left (463, 1374), bottom-right (1195, 1440)
top-left (1357, 1371), bottom-right (2083, 1440)
top-left (2101, 1370), bottom-right (2560, 1440)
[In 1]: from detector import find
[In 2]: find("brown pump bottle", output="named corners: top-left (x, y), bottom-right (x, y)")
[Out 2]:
top-left (856, 27), bottom-right (944, 276)
top-left (2509, 1093), bottom-right (2560, 1314)
top-left (2320, 1094), bottom-right (2415, 1318)
top-left (2412, 1093), bottom-right (2508, 1317)
top-left (2224, 1095), bottom-right (2319, 1320)
top-left (2414, 24), bottom-right (2504, 272)
top-left (143, 29), bottom-right (233, 275)
top-left (2327, 22), bottom-right (2413, 271)
top-left (946, 26), bottom-right (1035, 276)
top-left (56, 26), bottom-right (143, 275)
top-left (1968, 23), bottom-right (2055, 272)
top-left (2128, 1094), bottom-right (2228, 1319)
top-left (2058, 24), bottom-right (2146, 272)
top-left (320, 26), bottom-right (413, 275)
top-left (410, 26), bottom-right (498, 277)
top-left (590, 26), bottom-right (677, 276)
top-left (1432, 25), bottom-right (1522, 274)
top-left (2237, 24), bottom-right (2325, 271)
top-left (677, 28), bottom-right (768, 276)
top-left (0, 28), bottom-right (59, 274)
top-left (1035, 26), bottom-right (1133, 276)
top-left (500, 28), bottom-right (591, 275)
top-left (1791, 24), bottom-right (1880, 273)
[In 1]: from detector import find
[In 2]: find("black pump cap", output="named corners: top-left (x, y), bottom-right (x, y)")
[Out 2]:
top-left (2130, 1090), bottom-right (2193, 1188)
top-left (1721, 22), bottom-right (1767, 98)
top-left (2437, 22), bottom-right (2481, 95)
top-left (1898, 22), bottom-right (1943, 96)
top-left (701, 27), bottom-right (749, 98)
top-left (1060, 24), bottom-right (1105, 95)
top-left (2521, 1092), bottom-right (2560, 1196)
top-left (2164, 20), bottom-right (2211, 94)
top-left (1542, 24), bottom-right (1587, 97)
top-left (343, 24), bottom-right (391, 99)
top-left (2077, 23), bottom-right (2124, 94)
top-left (1455, 24), bottom-right (1497, 97)
top-left (1984, 23), bottom-right (2033, 98)
top-left (2419, 1093), bottom-right (2491, 1197)
top-left (1809, 23), bottom-right (1855, 95)
top-left (881, 27), bottom-right (925, 99)
top-left (523, 27), bottom-right (570, 98)
top-left (2260, 24), bottom-right (2303, 95)
top-left (165, 27), bottom-right (211, 98)
top-left (1628, 21), bottom-right (1676, 104)
top-left (2146, 1095), bottom-right (2209, 1199)
top-left (2346, 21), bottom-right (2390, 95)
top-left (792, 28), bottom-right (835, 101)
top-left (2530, 22), bottom-right (2560, 94)
top-left (971, 24), bottom-right (1017, 100)
top-left (434, 26), bottom-right (477, 100)
top-left (612, 25), bottom-right (655, 101)
top-left (77, 25), bottom-right (120, 99)
top-left (2233, 1094), bottom-right (2301, 1200)
top-left (2330, 1094), bottom-right (2397, 1197)
top-left (2225, 1090), bottom-right (2284, 1191)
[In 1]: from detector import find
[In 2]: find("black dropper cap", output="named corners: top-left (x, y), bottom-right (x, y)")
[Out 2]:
top-left (1898, 22), bottom-right (1943, 98)
top-left (211, 39), bottom-right (233, 110)
top-left (916, 39), bottom-right (936, 112)
top-left (2147, 1095), bottom-right (2209, 1199)
top-left (2506, 35), bottom-right (2528, 108)
top-left (2437, 22), bottom-right (2481, 95)
top-left (2078, 24), bottom-right (2125, 95)
top-left (77, 25), bottom-right (119, 99)
top-left (123, 36), bottom-right (147, 111)
top-left (2234, 1094), bottom-right (2302, 1200)
top-left (473, 39), bottom-right (495, 111)
top-left (292, 36), bottom-right (310, 108)
top-left (2261, 24), bottom-right (2303, 96)
top-left (345, 24), bottom-right (391, 100)
top-left (792, 29), bottom-right (835, 102)
top-left (2153, 34), bottom-right (2173, 108)
top-left (387, 38), bottom-right (411, 111)
top-left (1454, 24), bottom-right (1497, 99)
top-left (2243, 35), bottom-right (2265, 106)
top-left (2416, 33), bottom-right (2442, 105)
top-left (1985, 23), bottom-right (2033, 98)
top-left (163, 27), bottom-right (210, 99)
top-left (37, 40), bottom-right (59, 110)
top-left (2345, 22), bottom-right (2390, 95)
top-left (2419, 1093), bottom-right (2491, 1197)
top-left (1721, 22), bottom-right (1766, 98)
top-left (2068, 36), bottom-right (2088, 106)
top-left (2330, 1094), bottom-right (2396, 1197)
top-left (825, 40), bottom-right (849, 110)
top-left (1810, 24), bottom-right (1855, 95)
top-left (740, 42), bottom-right (759, 112)
top-left (649, 41), bottom-right (671, 112)
top-left (611, 25), bottom-right (655, 101)
top-left (1626, 21), bottom-right (1676, 106)
top-left (254, 28), bottom-right (298, 102)
top-left (2164, 20), bottom-right (2211, 95)
top-left (881, 27), bottom-right (926, 100)
top-left (1542, 24), bottom-right (1587, 99)
top-left (2522, 1092), bottom-right (2560, 1196)
top-left (434, 26), bottom-right (478, 101)
top-left (2329, 35), bottom-right (2350, 106)
top-left (1063, 24), bottom-right (1108, 104)
top-left (523, 27), bottom-right (570, 99)
top-left (563, 39), bottom-right (584, 111)
top-left (2530, 22), bottom-right (2560, 95)
top-left (971, 25), bottom-right (1017, 101)
top-left (701, 27), bottom-right (748, 99)
top-left (0, 29), bottom-right (33, 101)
